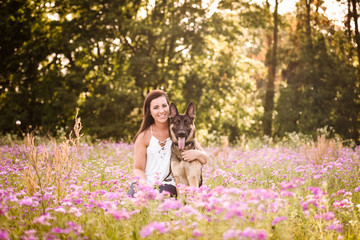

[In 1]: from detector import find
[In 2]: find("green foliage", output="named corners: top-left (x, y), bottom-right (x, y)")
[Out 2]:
top-left (0, 0), bottom-right (359, 144)
top-left (2, 135), bottom-right (360, 239)
top-left (275, 1), bottom-right (360, 144)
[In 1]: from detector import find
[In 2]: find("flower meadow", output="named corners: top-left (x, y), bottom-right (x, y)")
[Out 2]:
top-left (1, 135), bottom-right (360, 240)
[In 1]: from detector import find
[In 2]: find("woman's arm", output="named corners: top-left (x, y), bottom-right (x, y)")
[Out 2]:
top-left (181, 139), bottom-right (208, 165)
top-left (133, 131), bottom-right (148, 185)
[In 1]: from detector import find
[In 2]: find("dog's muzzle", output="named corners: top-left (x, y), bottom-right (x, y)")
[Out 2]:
top-left (177, 130), bottom-right (186, 137)
top-left (177, 131), bottom-right (186, 150)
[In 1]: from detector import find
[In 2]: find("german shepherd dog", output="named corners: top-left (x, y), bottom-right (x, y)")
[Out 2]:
top-left (168, 103), bottom-right (202, 187)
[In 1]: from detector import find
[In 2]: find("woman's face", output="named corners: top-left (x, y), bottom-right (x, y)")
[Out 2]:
top-left (150, 95), bottom-right (169, 124)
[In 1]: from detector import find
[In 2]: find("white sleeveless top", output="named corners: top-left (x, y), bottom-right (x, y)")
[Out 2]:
top-left (145, 126), bottom-right (176, 186)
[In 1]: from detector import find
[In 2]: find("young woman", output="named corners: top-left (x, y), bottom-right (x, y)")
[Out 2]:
top-left (128, 89), bottom-right (208, 197)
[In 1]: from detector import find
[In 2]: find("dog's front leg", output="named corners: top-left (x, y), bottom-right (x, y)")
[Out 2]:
top-left (186, 160), bottom-right (202, 187)
top-left (171, 158), bottom-right (187, 186)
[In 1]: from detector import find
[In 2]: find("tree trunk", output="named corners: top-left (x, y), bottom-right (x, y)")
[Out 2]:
top-left (346, 0), bottom-right (353, 60)
top-left (305, 0), bottom-right (313, 48)
top-left (351, 0), bottom-right (360, 63)
top-left (263, 0), bottom-right (279, 136)
top-left (347, 0), bottom-right (352, 42)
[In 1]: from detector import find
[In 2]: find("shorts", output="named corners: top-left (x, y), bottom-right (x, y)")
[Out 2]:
top-left (127, 183), bottom-right (177, 198)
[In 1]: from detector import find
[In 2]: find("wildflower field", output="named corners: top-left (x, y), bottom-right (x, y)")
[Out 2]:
top-left (1, 134), bottom-right (360, 240)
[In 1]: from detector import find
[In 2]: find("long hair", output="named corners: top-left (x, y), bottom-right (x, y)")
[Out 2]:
top-left (133, 89), bottom-right (170, 143)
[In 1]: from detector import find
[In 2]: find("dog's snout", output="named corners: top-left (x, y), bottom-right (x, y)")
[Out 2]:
top-left (178, 131), bottom-right (186, 137)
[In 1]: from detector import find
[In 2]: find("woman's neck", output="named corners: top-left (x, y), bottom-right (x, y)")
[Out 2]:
top-left (152, 122), bottom-right (168, 131)
top-left (152, 122), bottom-right (169, 141)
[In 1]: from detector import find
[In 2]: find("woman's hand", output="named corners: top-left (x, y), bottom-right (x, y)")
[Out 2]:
top-left (181, 150), bottom-right (199, 162)
top-left (181, 148), bottom-right (208, 165)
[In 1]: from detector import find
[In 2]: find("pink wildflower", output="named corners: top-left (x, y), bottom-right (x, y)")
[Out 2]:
top-left (326, 223), bottom-right (343, 232)
top-left (336, 189), bottom-right (346, 195)
top-left (272, 216), bottom-right (287, 226)
top-left (53, 206), bottom-right (66, 213)
top-left (241, 227), bottom-right (267, 240)
top-left (280, 190), bottom-right (295, 197)
top-left (280, 178), bottom-right (305, 189)
top-left (212, 186), bottom-right (226, 194)
top-left (323, 212), bottom-right (335, 221)
top-left (158, 199), bottom-right (182, 211)
top-left (333, 199), bottom-right (353, 209)
top-left (0, 230), bottom-right (9, 240)
top-left (223, 227), bottom-right (267, 240)
top-left (314, 211), bottom-right (334, 221)
top-left (314, 174), bottom-right (322, 179)
top-left (0, 204), bottom-right (9, 216)
top-left (69, 207), bottom-right (82, 217)
top-left (43, 233), bottom-right (56, 240)
top-left (140, 222), bottom-right (168, 238)
top-left (66, 222), bottom-right (84, 235)
top-left (223, 229), bottom-right (242, 240)
top-left (134, 185), bottom-right (158, 206)
top-left (192, 229), bottom-right (203, 237)
top-left (180, 205), bottom-right (202, 219)
top-left (308, 187), bottom-right (325, 196)
top-left (224, 206), bottom-right (244, 220)
top-left (108, 209), bottom-right (130, 220)
top-left (33, 213), bottom-right (55, 226)
top-left (21, 229), bottom-right (37, 240)
top-left (74, 198), bottom-right (83, 204)
top-left (337, 189), bottom-right (352, 197)
top-left (19, 197), bottom-right (37, 207)
top-left (51, 228), bottom-right (63, 234)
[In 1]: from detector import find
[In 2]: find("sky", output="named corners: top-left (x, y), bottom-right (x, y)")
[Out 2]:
top-left (201, 0), bottom-right (348, 26)
top-left (48, 0), bottom-right (348, 25)
top-left (253, 0), bottom-right (347, 26)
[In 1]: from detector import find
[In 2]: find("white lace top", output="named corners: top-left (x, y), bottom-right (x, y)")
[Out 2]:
top-left (145, 126), bottom-right (176, 186)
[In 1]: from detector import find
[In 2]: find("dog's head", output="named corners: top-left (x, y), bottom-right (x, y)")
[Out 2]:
top-left (169, 103), bottom-right (196, 150)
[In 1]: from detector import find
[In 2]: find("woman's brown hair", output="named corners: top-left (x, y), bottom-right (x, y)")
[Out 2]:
top-left (133, 89), bottom-right (170, 143)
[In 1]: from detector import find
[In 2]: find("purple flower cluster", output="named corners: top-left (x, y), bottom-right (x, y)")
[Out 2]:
top-left (223, 227), bottom-right (267, 240)
top-left (140, 221), bottom-right (169, 238)
top-left (0, 141), bottom-right (359, 239)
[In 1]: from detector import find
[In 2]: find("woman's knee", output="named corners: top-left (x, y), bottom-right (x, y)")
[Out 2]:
top-left (127, 183), bottom-right (137, 197)
top-left (159, 184), bottom-right (177, 198)
top-left (128, 183), bottom-right (177, 198)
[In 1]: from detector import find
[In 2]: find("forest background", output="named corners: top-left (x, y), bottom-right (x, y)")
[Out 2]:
top-left (1, 0), bottom-right (359, 145)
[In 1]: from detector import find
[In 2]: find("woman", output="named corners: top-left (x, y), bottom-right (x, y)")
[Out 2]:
top-left (128, 89), bottom-right (208, 197)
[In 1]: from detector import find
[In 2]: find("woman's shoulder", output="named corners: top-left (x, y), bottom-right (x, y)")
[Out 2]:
top-left (135, 127), bottom-right (152, 146)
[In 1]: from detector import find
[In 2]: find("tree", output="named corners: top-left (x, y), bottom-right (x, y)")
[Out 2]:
top-left (263, 0), bottom-right (279, 136)
top-left (0, 0), bottom-right (52, 134)
top-left (351, 0), bottom-right (360, 61)
top-left (275, 0), bottom-right (360, 143)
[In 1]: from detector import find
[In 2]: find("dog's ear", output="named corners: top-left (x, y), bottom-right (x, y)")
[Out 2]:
top-left (170, 103), bottom-right (178, 119)
top-left (186, 103), bottom-right (195, 119)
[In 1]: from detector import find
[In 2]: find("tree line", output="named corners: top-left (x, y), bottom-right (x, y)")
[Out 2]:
top-left (1, 0), bottom-right (359, 144)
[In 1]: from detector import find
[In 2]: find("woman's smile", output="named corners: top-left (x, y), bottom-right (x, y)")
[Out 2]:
top-left (150, 96), bottom-right (169, 123)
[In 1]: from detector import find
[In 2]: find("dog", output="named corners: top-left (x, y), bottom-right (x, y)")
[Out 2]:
top-left (168, 102), bottom-right (202, 187)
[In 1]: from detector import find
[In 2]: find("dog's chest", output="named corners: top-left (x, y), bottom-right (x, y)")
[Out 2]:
top-left (171, 143), bottom-right (195, 161)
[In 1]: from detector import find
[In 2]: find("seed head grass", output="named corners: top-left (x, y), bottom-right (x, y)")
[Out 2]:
top-left (0, 123), bottom-right (359, 239)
